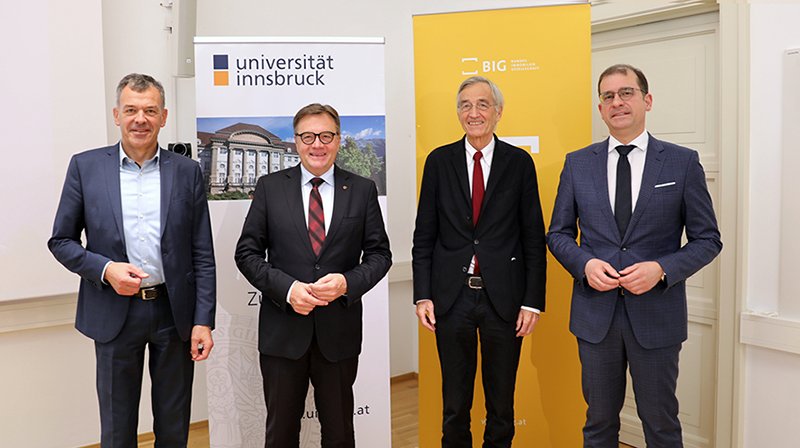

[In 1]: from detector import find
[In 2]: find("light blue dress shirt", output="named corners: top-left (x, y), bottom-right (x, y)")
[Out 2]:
top-left (118, 145), bottom-right (165, 287)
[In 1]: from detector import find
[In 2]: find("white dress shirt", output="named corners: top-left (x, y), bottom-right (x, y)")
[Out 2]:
top-left (607, 131), bottom-right (649, 215)
top-left (286, 164), bottom-right (336, 303)
top-left (300, 164), bottom-right (335, 233)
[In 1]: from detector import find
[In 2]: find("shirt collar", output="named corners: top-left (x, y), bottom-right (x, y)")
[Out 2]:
top-left (465, 136), bottom-right (495, 163)
top-left (300, 163), bottom-right (335, 186)
top-left (118, 142), bottom-right (161, 167)
top-left (608, 130), bottom-right (649, 154)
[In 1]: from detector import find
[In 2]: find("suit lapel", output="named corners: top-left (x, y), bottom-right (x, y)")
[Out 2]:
top-left (624, 135), bottom-right (666, 241)
top-left (590, 139), bottom-right (618, 237)
top-left (448, 138), bottom-right (471, 207)
top-left (159, 149), bottom-right (174, 236)
top-left (284, 165), bottom-right (316, 257)
top-left (104, 145), bottom-right (126, 250)
top-left (321, 166), bottom-right (351, 257)
top-left (482, 136), bottom-right (509, 210)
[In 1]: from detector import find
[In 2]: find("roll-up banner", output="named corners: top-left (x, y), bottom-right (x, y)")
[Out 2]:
top-left (413, 4), bottom-right (591, 446)
top-left (194, 37), bottom-right (390, 447)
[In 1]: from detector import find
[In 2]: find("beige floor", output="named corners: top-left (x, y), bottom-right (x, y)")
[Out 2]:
top-left (87, 374), bottom-right (633, 447)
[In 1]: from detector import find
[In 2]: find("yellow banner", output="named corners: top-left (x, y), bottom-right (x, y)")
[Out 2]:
top-left (413, 5), bottom-right (591, 446)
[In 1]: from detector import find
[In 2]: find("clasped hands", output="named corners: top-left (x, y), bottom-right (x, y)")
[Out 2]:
top-left (584, 258), bottom-right (663, 295)
top-left (289, 273), bottom-right (347, 315)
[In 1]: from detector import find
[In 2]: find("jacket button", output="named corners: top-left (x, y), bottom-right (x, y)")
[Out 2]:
top-left (314, 264), bottom-right (321, 270)
top-left (621, 247), bottom-right (627, 251)
top-left (462, 266), bottom-right (467, 273)
top-left (474, 239), bottom-right (479, 245)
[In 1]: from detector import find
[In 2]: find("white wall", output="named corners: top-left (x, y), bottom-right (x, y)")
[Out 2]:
top-left (0, 1), bottom-right (206, 446)
top-left (741, 2), bottom-right (800, 447)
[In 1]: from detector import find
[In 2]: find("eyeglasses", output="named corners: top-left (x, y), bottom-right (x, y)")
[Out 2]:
top-left (295, 131), bottom-right (338, 145)
top-left (458, 100), bottom-right (495, 113)
top-left (599, 87), bottom-right (645, 104)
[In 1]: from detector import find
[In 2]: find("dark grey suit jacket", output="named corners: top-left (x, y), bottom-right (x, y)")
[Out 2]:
top-left (48, 144), bottom-right (217, 343)
top-left (547, 135), bottom-right (722, 349)
top-left (234, 165), bottom-right (391, 362)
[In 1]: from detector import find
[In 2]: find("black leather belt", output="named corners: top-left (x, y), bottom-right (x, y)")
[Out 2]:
top-left (465, 276), bottom-right (484, 289)
top-left (133, 284), bottom-right (165, 300)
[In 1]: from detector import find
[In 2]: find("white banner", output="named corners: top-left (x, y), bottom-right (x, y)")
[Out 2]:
top-left (195, 37), bottom-right (390, 448)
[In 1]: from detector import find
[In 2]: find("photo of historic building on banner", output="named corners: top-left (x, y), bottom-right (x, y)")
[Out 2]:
top-left (197, 117), bottom-right (386, 201)
top-left (197, 123), bottom-right (301, 199)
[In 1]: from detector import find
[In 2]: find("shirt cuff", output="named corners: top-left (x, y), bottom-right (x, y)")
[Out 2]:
top-left (520, 306), bottom-right (540, 314)
top-left (286, 280), bottom-right (298, 304)
top-left (415, 299), bottom-right (432, 305)
top-left (100, 261), bottom-right (112, 285)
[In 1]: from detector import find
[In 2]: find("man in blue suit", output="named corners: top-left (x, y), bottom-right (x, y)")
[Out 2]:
top-left (547, 64), bottom-right (721, 447)
top-left (49, 73), bottom-right (216, 447)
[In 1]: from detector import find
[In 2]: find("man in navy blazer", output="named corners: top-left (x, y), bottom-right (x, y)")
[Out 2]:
top-left (413, 77), bottom-right (547, 447)
top-left (49, 73), bottom-right (216, 447)
top-left (547, 64), bottom-right (722, 447)
top-left (235, 103), bottom-right (391, 447)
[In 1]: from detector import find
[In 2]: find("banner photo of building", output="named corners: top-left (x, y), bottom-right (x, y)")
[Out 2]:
top-left (413, 4), bottom-right (591, 446)
top-left (194, 37), bottom-right (390, 447)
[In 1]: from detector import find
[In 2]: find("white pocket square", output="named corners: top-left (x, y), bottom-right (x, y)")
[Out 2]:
top-left (655, 181), bottom-right (676, 188)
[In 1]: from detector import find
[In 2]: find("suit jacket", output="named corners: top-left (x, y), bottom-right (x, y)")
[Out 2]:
top-left (234, 165), bottom-right (391, 362)
top-left (48, 144), bottom-right (216, 343)
top-left (412, 136), bottom-right (547, 321)
top-left (547, 135), bottom-right (722, 349)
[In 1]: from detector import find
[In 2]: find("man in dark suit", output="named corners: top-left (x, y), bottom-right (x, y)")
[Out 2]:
top-left (234, 103), bottom-right (392, 448)
top-left (547, 64), bottom-right (722, 447)
top-left (48, 73), bottom-right (216, 447)
top-left (412, 76), bottom-right (547, 447)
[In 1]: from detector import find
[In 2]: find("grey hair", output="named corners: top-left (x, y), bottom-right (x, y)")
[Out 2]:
top-left (116, 73), bottom-right (166, 108)
top-left (456, 76), bottom-right (504, 111)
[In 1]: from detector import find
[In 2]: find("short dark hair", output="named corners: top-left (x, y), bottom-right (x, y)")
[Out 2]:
top-left (597, 64), bottom-right (649, 95)
top-left (116, 73), bottom-right (166, 108)
top-left (293, 103), bottom-right (341, 134)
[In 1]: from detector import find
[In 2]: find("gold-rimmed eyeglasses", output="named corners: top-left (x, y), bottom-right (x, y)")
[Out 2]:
top-left (599, 87), bottom-right (645, 104)
top-left (458, 100), bottom-right (495, 113)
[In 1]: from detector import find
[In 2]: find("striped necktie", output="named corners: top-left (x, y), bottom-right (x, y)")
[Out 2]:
top-left (308, 177), bottom-right (325, 256)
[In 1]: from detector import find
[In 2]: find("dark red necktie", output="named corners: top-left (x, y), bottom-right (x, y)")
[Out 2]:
top-left (308, 177), bottom-right (325, 256)
top-left (472, 151), bottom-right (485, 274)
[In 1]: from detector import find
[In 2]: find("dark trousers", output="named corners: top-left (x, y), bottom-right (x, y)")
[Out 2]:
top-left (94, 293), bottom-right (193, 448)
top-left (435, 285), bottom-right (522, 448)
top-left (259, 335), bottom-right (359, 448)
top-left (578, 297), bottom-right (683, 448)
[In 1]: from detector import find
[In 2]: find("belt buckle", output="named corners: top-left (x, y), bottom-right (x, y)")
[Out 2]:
top-left (136, 286), bottom-right (159, 300)
top-left (467, 276), bottom-right (483, 289)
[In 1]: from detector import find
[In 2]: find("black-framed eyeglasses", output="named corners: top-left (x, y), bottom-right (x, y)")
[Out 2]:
top-left (599, 87), bottom-right (645, 104)
top-left (295, 131), bottom-right (338, 145)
